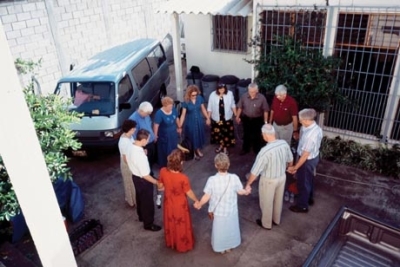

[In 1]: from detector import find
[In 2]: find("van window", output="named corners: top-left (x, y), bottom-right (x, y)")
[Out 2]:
top-left (59, 81), bottom-right (115, 116)
top-left (147, 45), bottom-right (166, 69)
top-left (118, 75), bottom-right (133, 105)
top-left (131, 59), bottom-right (151, 90)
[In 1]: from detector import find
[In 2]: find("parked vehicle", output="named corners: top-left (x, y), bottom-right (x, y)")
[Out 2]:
top-left (54, 37), bottom-right (171, 151)
top-left (303, 206), bottom-right (400, 267)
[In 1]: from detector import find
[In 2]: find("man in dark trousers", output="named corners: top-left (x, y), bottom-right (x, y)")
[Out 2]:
top-left (127, 129), bottom-right (162, 231)
top-left (287, 109), bottom-right (323, 213)
top-left (236, 82), bottom-right (269, 155)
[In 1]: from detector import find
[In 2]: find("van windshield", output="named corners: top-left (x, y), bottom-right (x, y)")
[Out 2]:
top-left (57, 82), bottom-right (115, 116)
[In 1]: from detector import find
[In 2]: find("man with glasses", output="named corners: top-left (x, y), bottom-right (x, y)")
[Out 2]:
top-left (287, 109), bottom-right (322, 213)
top-left (236, 83), bottom-right (269, 155)
top-left (269, 85), bottom-right (299, 145)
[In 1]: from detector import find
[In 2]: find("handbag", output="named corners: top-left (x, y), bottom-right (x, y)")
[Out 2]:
top-left (208, 175), bottom-right (231, 220)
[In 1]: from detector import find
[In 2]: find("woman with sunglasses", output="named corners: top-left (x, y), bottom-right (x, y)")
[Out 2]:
top-left (179, 85), bottom-right (210, 159)
top-left (207, 83), bottom-right (237, 155)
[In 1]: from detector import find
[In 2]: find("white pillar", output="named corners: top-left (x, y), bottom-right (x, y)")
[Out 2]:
top-left (171, 13), bottom-right (184, 101)
top-left (251, 1), bottom-right (259, 81)
top-left (0, 23), bottom-right (77, 267)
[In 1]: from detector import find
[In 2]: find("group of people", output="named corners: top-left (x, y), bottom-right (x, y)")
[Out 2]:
top-left (117, 81), bottom-right (323, 254)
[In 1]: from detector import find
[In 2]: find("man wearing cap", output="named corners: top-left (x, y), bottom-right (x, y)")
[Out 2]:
top-left (245, 124), bottom-right (293, 229)
top-left (269, 85), bottom-right (299, 145)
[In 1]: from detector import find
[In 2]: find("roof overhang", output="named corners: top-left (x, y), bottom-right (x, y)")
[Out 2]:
top-left (156, 0), bottom-right (253, 17)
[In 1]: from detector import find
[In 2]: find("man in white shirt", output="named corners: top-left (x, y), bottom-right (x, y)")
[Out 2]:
top-left (127, 129), bottom-right (162, 231)
top-left (287, 109), bottom-right (323, 213)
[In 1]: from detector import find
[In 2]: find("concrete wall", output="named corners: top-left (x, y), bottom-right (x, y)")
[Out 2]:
top-left (184, 14), bottom-right (253, 81)
top-left (0, 0), bottom-right (172, 94)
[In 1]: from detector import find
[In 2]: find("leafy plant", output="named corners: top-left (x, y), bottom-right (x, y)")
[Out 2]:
top-left (0, 59), bottom-right (82, 221)
top-left (320, 136), bottom-right (400, 179)
top-left (247, 35), bottom-right (348, 112)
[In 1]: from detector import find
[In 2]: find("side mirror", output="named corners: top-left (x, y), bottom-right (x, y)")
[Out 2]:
top-left (119, 103), bottom-right (131, 112)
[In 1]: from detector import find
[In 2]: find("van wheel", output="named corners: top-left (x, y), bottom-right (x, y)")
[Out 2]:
top-left (157, 86), bottom-right (167, 108)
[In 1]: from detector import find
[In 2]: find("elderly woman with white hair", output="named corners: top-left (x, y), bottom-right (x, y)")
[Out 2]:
top-left (287, 109), bottom-right (323, 213)
top-left (195, 153), bottom-right (250, 254)
top-left (129, 101), bottom-right (157, 174)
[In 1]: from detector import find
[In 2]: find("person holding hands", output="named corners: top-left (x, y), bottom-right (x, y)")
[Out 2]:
top-left (195, 153), bottom-right (250, 254)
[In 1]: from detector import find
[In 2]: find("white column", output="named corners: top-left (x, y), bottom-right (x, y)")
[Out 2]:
top-left (0, 22), bottom-right (77, 267)
top-left (251, 1), bottom-right (259, 81)
top-left (171, 12), bottom-right (184, 101)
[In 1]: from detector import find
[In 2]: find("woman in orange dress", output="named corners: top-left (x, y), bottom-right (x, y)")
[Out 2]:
top-left (159, 149), bottom-right (199, 252)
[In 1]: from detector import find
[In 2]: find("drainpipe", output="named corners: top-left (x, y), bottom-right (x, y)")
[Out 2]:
top-left (251, 1), bottom-right (259, 81)
top-left (171, 12), bottom-right (184, 101)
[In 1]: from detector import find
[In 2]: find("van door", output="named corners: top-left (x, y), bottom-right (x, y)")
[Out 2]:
top-left (161, 33), bottom-right (173, 65)
top-left (130, 58), bottom-right (155, 105)
top-left (117, 74), bottom-right (136, 125)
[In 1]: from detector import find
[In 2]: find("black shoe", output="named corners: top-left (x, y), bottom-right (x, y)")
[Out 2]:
top-left (272, 221), bottom-right (278, 226)
top-left (144, 224), bottom-right (162, 231)
top-left (256, 219), bottom-right (271, 230)
top-left (308, 199), bottom-right (314, 206)
top-left (239, 150), bottom-right (249, 156)
top-left (289, 205), bottom-right (308, 213)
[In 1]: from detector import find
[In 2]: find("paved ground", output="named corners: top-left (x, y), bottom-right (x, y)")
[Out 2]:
top-left (68, 61), bottom-right (400, 267)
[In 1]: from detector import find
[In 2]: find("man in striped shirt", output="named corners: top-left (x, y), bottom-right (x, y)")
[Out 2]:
top-left (245, 124), bottom-right (293, 229)
top-left (287, 109), bottom-right (323, 213)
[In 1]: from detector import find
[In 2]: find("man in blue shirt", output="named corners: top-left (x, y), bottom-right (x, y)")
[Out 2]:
top-left (129, 102), bottom-right (157, 175)
top-left (287, 109), bottom-right (323, 213)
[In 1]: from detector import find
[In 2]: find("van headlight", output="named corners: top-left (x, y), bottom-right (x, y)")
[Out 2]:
top-left (104, 129), bottom-right (120, 138)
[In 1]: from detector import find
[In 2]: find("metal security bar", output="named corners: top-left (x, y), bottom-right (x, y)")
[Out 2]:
top-left (257, 4), bottom-right (400, 144)
top-left (212, 15), bottom-right (248, 52)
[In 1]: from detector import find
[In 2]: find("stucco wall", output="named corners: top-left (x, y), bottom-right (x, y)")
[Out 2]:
top-left (0, 0), bottom-right (172, 94)
top-left (184, 14), bottom-right (253, 81)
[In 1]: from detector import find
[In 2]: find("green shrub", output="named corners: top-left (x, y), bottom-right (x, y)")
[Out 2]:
top-left (0, 59), bottom-right (82, 221)
top-left (320, 136), bottom-right (400, 179)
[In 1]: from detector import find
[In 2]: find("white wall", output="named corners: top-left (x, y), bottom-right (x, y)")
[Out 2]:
top-left (0, 0), bottom-right (172, 94)
top-left (184, 14), bottom-right (252, 81)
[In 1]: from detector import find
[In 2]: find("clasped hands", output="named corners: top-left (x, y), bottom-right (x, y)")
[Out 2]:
top-left (286, 166), bottom-right (297, 174)
top-left (193, 201), bottom-right (201, 210)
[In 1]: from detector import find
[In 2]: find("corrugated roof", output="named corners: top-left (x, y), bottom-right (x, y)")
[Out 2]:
top-left (156, 0), bottom-right (253, 17)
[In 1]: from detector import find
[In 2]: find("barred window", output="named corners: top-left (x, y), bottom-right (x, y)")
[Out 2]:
top-left (260, 10), bottom-right (326, 46)
top-left (212, 15), bottom-right (248, 52)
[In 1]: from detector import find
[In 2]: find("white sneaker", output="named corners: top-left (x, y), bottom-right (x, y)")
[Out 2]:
top-left (284, 191), bottom-right (289, 202)
top-left (289, 193), bottom-right (295, 203)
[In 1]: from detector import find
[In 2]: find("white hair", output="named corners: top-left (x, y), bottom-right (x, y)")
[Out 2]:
top-left (248, 82), bottom-right (259, 91)
top-left (261, 123), bottom-right (276, 135)
top-left (275, 84), bottom-right (287, 95)
top-left (138, 101), bottom-right (153, 113)
top-left (299, 108), bottom-right (317, 120)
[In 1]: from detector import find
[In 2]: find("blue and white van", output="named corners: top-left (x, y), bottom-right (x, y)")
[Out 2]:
top-left (54, 37), bottom-right (171, 149)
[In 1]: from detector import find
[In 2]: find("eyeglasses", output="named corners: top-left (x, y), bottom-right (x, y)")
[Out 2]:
top-left (191, 94), bottom-right (197, 97)
top-left (217, 83), bottom-right (226, 88)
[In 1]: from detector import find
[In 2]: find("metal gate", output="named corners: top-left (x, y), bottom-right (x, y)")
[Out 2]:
top-left (257, 5), bottom-right (400, 144)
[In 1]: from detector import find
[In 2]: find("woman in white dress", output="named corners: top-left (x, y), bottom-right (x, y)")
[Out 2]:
top-left (118, 119), bottom-right (137, 207)
top-left (196, 153), bottom-right (250, 253)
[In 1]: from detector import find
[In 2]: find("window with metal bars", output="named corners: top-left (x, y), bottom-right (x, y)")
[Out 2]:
top-left (212, 15), bottom-right (247, 52)
top-left (260, 10), bottom-right (326, 46)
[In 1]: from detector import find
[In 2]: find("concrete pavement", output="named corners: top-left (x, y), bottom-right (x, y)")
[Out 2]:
top-left (69, 61), bottom-right (400, 267)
